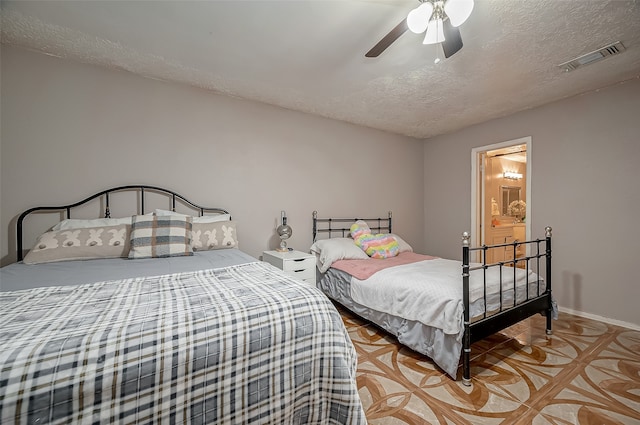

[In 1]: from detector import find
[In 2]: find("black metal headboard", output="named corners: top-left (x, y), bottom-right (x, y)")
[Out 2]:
top-left (17, 185), bottom-right (229, 261)
top-left (312, 211), bottom-right (392, 242)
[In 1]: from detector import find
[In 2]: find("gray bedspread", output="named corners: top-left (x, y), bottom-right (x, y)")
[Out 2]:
top-left (0, 249), bottom-right (257, 291)
top-left (0, 261), bottom-right (365, 424)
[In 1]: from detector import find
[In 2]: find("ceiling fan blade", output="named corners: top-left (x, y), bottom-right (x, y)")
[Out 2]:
top-left (442, 18), bottom-right (463, 58)
top-left (365, 19), bottom-right (408, 58)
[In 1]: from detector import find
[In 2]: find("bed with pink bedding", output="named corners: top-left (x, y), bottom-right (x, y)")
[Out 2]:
top-left (311, 211), bottom-right (555, 385)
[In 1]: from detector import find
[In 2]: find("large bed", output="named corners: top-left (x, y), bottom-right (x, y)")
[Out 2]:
top-left (311, 211), bottom-right (556, 385)
top-left (0, 186), bottom-right (365, 424)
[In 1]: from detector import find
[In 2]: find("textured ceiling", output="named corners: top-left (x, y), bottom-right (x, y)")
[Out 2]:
top-left (2, 0), bottom-right (640, 139)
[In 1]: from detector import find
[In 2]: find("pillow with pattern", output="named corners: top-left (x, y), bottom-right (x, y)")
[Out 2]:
top-left (358, 233), bottom-right (400, 259)
top-left (23, 224), bottom-right (131, 264)
top-left (349, 220), bottom-right (399, 259)
top-left (128, 214), bottom-right (193, 259)
top-left (191, 221), bottom-right (238, 251)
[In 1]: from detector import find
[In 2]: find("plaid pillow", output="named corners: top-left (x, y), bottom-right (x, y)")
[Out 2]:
top-left (128, 214), bottom-right (193, 259)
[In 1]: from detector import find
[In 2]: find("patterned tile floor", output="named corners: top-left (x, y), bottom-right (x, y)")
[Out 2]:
top-left (338, 305), bottom-right (640, 425)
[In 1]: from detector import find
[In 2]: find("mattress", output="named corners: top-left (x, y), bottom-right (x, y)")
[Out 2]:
top-left (0, 249), bottom-right (256, 291)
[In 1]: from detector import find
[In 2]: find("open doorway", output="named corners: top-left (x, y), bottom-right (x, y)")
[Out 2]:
top-left (471, 137), bottom-right (532, 262)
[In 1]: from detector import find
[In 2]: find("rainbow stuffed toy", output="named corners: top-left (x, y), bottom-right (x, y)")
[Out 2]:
top-left (350, 220), bottom-right (399, 259)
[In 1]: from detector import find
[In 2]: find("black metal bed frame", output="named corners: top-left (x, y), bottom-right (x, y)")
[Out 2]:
top-left (312, 211), bottom-right (553, 385)
top-left (16, 185), bottom-right (229, 262)
top-left (312, 211), bottom-right (392, 241)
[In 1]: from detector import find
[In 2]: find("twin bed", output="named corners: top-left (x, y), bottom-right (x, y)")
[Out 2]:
top-left (0, 186), bottom-right (365, 424)
top-left (311, 211), bottom-right (555, 385)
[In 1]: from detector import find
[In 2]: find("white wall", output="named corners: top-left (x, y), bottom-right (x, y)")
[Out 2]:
top-left (0, 46), bottom-right (425, 264)
top-left (423, 77), bottom-right (640, 328)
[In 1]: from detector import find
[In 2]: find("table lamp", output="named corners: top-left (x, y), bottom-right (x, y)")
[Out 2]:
top-left (276, 210), bottom-right (292, 252)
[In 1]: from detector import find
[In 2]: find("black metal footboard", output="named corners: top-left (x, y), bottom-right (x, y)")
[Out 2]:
top-left (461, 227), bottom-right (553, 386)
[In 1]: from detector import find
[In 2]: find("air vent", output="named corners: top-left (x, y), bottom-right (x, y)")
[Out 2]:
top-left (558, 41), bottom-right (626, 72)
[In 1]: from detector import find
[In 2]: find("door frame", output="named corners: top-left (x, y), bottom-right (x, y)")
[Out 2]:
top-left (471, 136), bottom-right (532, 251)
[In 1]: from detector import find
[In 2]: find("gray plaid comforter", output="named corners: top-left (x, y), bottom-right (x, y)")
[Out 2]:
top-left (0, 262), bottom-right (366, 424)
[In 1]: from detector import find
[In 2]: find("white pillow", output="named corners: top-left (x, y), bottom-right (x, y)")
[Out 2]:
top-left (51, 217), bottom-right (132, 231)
top-left (154, 209), bottom-right (231, 223)
top-left (310, 238), bottom-right (369, 273)
top-left (391, 234), bottom-right (413, 253)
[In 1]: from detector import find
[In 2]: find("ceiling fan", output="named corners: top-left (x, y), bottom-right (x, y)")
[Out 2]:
top-left (366, 0), bottom-right (474, 59)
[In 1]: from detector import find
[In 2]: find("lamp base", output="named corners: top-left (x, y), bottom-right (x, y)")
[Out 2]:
top-left (276, 240), bottom-right (289, 252)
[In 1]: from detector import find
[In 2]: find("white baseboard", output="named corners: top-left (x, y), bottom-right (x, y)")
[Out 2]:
top-left (559, 307), bottom-right (640, 332)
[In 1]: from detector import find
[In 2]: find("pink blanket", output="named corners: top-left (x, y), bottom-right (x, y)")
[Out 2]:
top-left (331, 252), bottom-right (438, 280)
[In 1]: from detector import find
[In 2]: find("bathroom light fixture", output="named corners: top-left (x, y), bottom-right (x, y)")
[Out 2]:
top-left (407, 0), bottom-right (474, 45)
top-left (503, 171), bottom-right (523, 180)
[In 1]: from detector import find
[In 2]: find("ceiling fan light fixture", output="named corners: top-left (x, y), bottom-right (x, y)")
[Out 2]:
top-left (423, 18), bottom-right (445, 45)
top-left (407, 2), bottom-right (433, 33)
top-left (365, 0), bottom-right (470, 58)
top-left (443, 0), bottom-right (474, 27)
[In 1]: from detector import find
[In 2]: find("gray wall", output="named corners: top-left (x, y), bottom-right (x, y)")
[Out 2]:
top-left (3, 45), bottom-right (639, 329)
top-left (424, 77), bottom-right (640, 327)
top-left (0, 46), bottom-right (425, 264)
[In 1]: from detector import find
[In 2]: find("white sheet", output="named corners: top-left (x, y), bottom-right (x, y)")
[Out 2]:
top-left (350, 258), bottom-right (543, 335)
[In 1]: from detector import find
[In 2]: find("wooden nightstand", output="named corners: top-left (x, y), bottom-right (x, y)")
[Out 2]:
top-left (262, 250), bottom-right (316, 285)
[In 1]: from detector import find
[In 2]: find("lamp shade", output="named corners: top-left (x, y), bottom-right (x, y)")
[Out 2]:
top-left (444, 0), bottom-right (474, 27)
top-left (423, 18), bottom-right (445, 45)
top-left (407, 2), bottom-right (433, 34)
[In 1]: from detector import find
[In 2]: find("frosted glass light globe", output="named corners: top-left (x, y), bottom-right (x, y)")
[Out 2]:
top-left (407, 2), bottom-right (433, 34)
top-left (444, 0), bottom-right (474, 27)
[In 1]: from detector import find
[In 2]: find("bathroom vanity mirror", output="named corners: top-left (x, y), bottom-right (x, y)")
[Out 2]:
top-left (501, 186), bottom-right (521, 216)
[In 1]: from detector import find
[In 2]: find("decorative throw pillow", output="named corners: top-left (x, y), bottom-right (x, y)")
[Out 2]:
top-left (128, 214), bottom-right (193, 259)
top-left (349, 220), bottom-right (371, 240)
top-left (350, 220), bottom-right (399, 259)
top-left (191, 221), bottom-right (238, 251)
top-left (358, 234), bottom-right (400, 259)
top-left (23, 224), bottom-right (131, 264)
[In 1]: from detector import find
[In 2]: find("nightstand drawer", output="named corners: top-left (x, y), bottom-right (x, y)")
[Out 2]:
top-left (283, 267), bottom-right (315, 281)
top-left (281, 256), bottom-right (316, 272)
top-left (262, 250), bottom-right (317, 286)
